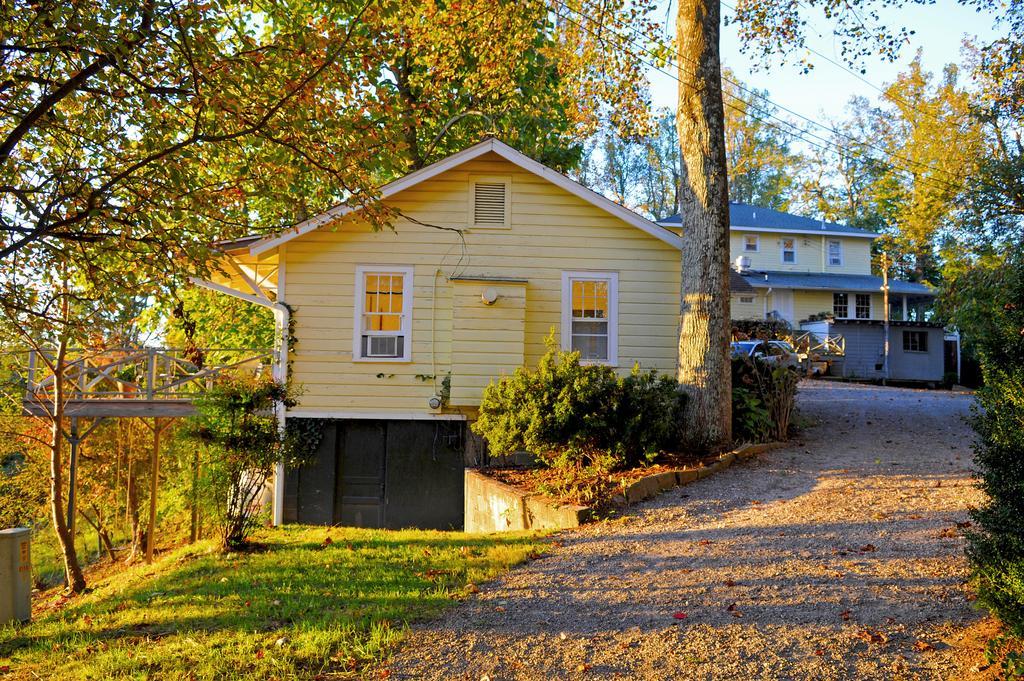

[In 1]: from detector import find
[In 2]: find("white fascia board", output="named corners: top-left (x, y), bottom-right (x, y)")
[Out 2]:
top-left (248, 138), bottom-right (682, 255)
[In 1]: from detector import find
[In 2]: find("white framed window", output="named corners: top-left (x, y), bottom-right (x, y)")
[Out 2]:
top-left (739, 295), bottom-right (755, 304)
top-left (743, 235), bottom-right (759, 252)
top-left (781, 238), bottom-right (796, 264)
top-left (855, 293), bottom-right (871, 319)
top-left (833, 292), bottom-right (848, 318)
top-left (827, 239), bottom-right (843, 266)
top-left (561, 271), bottom-right (618, 365)
top-left (353, 265), bottom-right (413, 362)
top-left (469, 176), bottom-right (511, 228)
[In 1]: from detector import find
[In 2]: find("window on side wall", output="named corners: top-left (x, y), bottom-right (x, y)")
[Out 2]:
top-left (855, 293), bottom-right (871, 319)
top-left (781, 238), bottom-right (796, 263)
top-left (739, 295), bottom-right (755, 304)
top-left (744, 235), bottom-right (759, 252)
top-left (827, 239), bottom-right (843, 266)
top-left (562, 272), bottom-right (618, 364)
top-left (833, 292), bottom-right (848, 318)
top-left (903, 330), bottom-right (928, 352)
top-left (354, 266), bottom-right (413, 361)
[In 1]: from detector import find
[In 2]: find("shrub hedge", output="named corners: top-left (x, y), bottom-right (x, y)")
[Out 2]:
top-left (473, 338), bottom-right (684, 471)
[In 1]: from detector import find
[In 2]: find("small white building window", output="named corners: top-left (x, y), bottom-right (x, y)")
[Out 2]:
top-left (743, 235), bottom-right (759, 252)
top-left (353, 266), bottom-right (413, 361)
top-left (855, 293), bottom-right (871, 319)
top-left (827, 239), bottom-right (843, 266)
top-left (833, 292), bottom-right (848, 318)
top-left (561, 271), bottom-right (618, 364)
top-left (739, 295), bottom-right (755, 304)
top-left (781, 238), bottom-right (796, 264)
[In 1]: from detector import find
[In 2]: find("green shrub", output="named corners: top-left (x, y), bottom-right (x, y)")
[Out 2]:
top-left (731, 356), bottom-right (798, 442)
top-left (945, 253), bottom-right (1024, 639)
top-left (185, 374), bottom-right (302, 550)
top-left (473, 337), bottom-right (683, 470)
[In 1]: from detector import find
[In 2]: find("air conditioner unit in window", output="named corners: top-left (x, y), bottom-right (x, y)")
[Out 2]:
top-left (363, 335), bottom-right (402, 358)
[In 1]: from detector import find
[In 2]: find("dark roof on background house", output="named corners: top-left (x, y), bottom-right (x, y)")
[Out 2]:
top-left (729, 270), bottom-right (755, 294)
top-left (657, 202), bottom-right (880, 238)
top-left (740, 271), bottom-right (934, 296)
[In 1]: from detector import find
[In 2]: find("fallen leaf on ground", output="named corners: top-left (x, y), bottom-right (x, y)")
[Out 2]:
top-left (840, 609), bottom-right (852, 621)
top-left (855, 629), bottom-right (888, 645)
top-left (672, 612), bottom-right (688, 620)
top-left (726, 603), bottom-right (742, 617)
top-left (723, 579), bottom-right (737, 587)
top-left (814, 649), bottom-right (825, 656)
top-left (860, 544), bottom-right (877, 553)
top-left (913, 640), bottom-right (936, 652)
top-left (466, 584), bottom-right (480, 594)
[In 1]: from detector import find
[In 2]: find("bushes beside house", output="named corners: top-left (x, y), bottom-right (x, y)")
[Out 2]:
top-left (945, 254), bottom-right (1024, 668)
top-left (475, 339), bottom-right (799, 469)
top-left (473, 339), bottom-right (684, 472)
top-left (731, 356), bottom-right (799, 442)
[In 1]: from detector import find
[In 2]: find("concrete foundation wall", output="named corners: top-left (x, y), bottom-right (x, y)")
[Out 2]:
top-left (464, 470), bottom-right (589, 533)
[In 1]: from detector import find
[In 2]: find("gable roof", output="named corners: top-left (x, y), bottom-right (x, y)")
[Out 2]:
top-left (246, 138), bottom-right (682, 256)
top-left (657, 202), bottom-right (879, 239)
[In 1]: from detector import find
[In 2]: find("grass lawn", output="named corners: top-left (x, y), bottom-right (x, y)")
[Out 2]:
top-left (0, 525), bottom-right (544, 680)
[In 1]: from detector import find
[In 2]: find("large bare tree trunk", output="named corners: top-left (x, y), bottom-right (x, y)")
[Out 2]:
top-left (49, 338), bottom-right (86, 592)
top-left (675, 0), bottom-right (732, 451)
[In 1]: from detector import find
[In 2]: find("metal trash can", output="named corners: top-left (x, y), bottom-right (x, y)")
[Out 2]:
top-left (0, 527), bottom-right (31, 625)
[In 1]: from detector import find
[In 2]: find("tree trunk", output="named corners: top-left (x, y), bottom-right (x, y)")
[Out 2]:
top-left (125, 451), bottom-right (144, 563)
top-left (49, 339), bottom-right (86, 592)
top-left (675, 0), bottom-right (732, 452)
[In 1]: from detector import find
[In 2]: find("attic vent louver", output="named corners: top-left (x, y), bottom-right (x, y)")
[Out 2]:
top-left (473, 181), bottom-right (508, 227)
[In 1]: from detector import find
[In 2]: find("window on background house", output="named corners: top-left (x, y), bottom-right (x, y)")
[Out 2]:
top-left (781, 238), bottom-right (796, 263)
top-left (833, 292), bottom-right (848, 318)
top-left (855, 293), bottom-right (871, 319)
top-left (827, 239), bottom-right (843, 266)
top-left (562, 272), bottom-right (618, 364)
top-left (744, 235), bottom-right (759, 252)
top-left (354, 266), bottom-right (413, 361)
top-left (739, 295), bottom-right (755, 304)
top-left (903, 330), bottom-right (929, 352)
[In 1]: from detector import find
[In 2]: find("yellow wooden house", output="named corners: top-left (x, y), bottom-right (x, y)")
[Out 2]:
top-left (198, 138), bottom-right (703, 529)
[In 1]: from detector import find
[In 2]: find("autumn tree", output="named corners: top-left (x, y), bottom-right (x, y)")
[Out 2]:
top-left (1, 0), bottom-right (663, 590)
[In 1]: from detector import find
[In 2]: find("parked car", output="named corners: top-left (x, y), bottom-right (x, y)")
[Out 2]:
top-left (731, 340), bottom-right (803, 371)
top-left (768, 340), bottom-right (807, 363)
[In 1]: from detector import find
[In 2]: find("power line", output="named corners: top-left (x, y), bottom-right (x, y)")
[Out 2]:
top-left (555, 0), bottom-right (984, 200)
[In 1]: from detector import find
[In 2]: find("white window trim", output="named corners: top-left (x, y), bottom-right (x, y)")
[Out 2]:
top-left (561, 271), bottom-right (618, 366)
top-left (738, 295), bottom-right (755, 304)
top-left (833, 292), bottom-right (849, 319)
top-left (743, 235), bottom-right (760, 253)
top-left (468, 175), bottom-right (512, 229)
top-left (854, 292), bottom-right (872, 320)
top-left (352, 265), bottom-right (414, 362)
top-left (781, 238), bottom-right (797, 264)
top-left (827, 239), bottom-right (844, 267)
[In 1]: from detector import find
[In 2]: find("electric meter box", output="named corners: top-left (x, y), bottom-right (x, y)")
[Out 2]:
top-left (0, 527), bottom-right (31, 625)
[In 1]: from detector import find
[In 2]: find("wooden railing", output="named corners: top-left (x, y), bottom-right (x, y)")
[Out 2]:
top-left (789, 331), bottom-right (845, 357)
top-left (16, 347), bottom-right (275, 404)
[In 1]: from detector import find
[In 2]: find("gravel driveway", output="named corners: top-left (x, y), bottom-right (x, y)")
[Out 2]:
top-left (388, 381), bottom-right (985, 680)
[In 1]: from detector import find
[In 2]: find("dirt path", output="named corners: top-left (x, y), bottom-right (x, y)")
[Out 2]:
top-left (388, 382), bottom-right (986, 680)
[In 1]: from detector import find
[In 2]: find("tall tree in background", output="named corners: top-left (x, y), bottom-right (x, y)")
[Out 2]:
top-left (722, 69), bottom-right (799, 210)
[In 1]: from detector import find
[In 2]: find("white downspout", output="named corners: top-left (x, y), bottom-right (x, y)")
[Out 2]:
top-left (271, 246), bottom-right (287, 527)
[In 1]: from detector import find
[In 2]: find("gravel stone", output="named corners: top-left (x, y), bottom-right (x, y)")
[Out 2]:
top-left (387, 382), bottom-right (984, 680)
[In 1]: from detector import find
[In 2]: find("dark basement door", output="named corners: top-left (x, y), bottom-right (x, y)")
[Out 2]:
top-left (285, 419), bottom-right (465, 530)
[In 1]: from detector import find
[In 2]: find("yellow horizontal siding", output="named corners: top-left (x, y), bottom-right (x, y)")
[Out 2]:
top-left (284, 152), bottom-right (680, 414)
top-left (731, 232), bottom-right (873, 275)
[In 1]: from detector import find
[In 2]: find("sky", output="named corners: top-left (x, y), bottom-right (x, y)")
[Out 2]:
top-left (647, 0), bottom-right (1004, 125)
